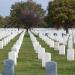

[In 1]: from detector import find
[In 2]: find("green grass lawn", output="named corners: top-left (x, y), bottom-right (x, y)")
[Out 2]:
top-left (0, 32), bottom-right (75, 75)
top-left (34, 34), bottom-right (75, 75)
top-left (0, 34), bottom-right (19, 73)
top-left (15, 32), bottom-right (45, 75)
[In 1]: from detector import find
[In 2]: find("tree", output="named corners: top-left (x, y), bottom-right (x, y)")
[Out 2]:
top-left (0, 16), bottom-right (5, 27)
top-left (47, 0), bottom-right (75, 33)
top-left (10, 0), bottom-right (45, 31)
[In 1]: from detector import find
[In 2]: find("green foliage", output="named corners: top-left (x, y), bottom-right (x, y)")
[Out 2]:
top-left (10, 1), bottom-right (45, 29)
top-left (47, 0), bottom-right (75, 29)
top-left (0, 16), bottom-right (5, 27)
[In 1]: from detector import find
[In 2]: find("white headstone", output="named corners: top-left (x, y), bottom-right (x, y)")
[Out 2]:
top-left (67, 49), bottom-right (74, 61)
top-left (8, 51), bottom-right (17, 65)
top-left (68, 40), bottom-right (73, 49)
top-left (49, 40), bottom-right (54, 48)
top-left (59, 44), bottom-right (65, 55)
top-left (3, 39), bottom-right (7, 46)
top-left (42, 52), bottom-right (51, 68)
top-left (54, 41), bottom-right (59, 50)
top-left (68, 35), bottom-right (73, 49)
top-left (38, 48), bottom-right (45, 59)
top-left (0, 41), bottom-right (3, 49)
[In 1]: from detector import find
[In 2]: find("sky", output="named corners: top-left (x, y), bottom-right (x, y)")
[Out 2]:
top-left (0, 0), bottom-right (52, 17)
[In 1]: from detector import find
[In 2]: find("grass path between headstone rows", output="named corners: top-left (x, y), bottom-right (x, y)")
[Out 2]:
top-left (34, 34), bottom-right (75, 75)
top-left (0, 34), bottom-right (19, 73)
top-left (15, 32), bottom-right (45, 75)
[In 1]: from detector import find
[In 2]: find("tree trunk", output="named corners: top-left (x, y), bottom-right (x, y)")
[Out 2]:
top-left (66, 28), bottom-right (68, 34)
top-left (26, 28), bottom-right (28, 32)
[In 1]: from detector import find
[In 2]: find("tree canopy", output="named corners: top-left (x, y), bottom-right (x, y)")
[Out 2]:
top-left (0, 16), bottom-right (6, 27)
top-left (10, 1), bottom-right (45, 30)
top-left (47, 0), bottom-right (75, 31)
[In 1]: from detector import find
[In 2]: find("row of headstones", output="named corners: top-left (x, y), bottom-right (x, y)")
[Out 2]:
top-left (3, 29), bottom-right (26, 75)
top-left (0, 32), bottom-right (18, 49)
top-left (48, 32), bottom-right (75, 61)
top-left (0, 28), bottom-right (23, 49)
top-left (32, 29), bottom-right (75, 61)
top-left (39, 33), bottom-right (66, 55)
top-left (32, 28), bottom-right (75, 45)
top-left (31, 28), bottom-right (69, 45)
top-left (0, 30), bottom-right (11, 40)
top-left (31, 29), bottom-right (66, 54)
top-left (0, 28), bottom-right (21, 39)
top-left (32, 28), bottom-right (74, 45)
top-left (8, 30), bottom-right (26, 65)
top-left (28, 30), bottom-right (57, 75)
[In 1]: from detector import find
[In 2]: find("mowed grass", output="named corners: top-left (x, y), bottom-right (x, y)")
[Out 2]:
top-left (0, 34), bottom-right (19, 73)
top-left (34, 35), bottom-right (75, 75)
top-left (15, 32), bottom-right (45, 75)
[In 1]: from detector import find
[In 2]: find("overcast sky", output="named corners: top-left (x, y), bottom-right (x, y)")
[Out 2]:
top-left (0, 0), bottom-right (52, 17)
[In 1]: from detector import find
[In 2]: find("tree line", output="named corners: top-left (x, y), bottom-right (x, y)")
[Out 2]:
top-left (0, 0), bottom-right (75, 31)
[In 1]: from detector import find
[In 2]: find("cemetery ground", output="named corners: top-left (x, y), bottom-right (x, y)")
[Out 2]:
top-left (15, 32), bottom-right (45, 75)
top-left (34, 34), bottom-right (75, 75)
top-left (0, 34), bottom-right (19, 73)
top-left (0, 31), bottom-right (75, 75)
